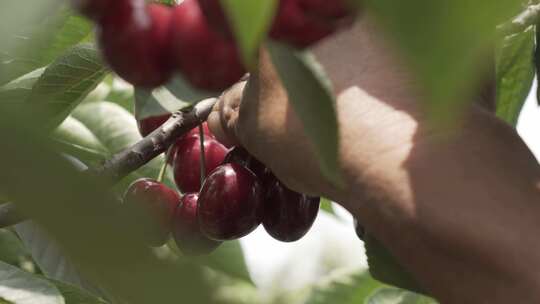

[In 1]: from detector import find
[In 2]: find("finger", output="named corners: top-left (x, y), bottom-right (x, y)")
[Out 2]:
top-left (207, 81), bottom-right (246, 147)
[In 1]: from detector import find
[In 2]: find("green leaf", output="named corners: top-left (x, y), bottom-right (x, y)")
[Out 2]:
top-left (134, 82), bottom-right (190, 120)
top-left (0, 68), bottom-right (46, 109)
top-left (320, 198), bottom-right (335, 215)
top-left (168, 240), bottom-right (253, 284)
top-left (0, 260), bottom-right (64, 304)
top-left (26, 43), bottom-right (108, 130)
top-left (305, 270), bottom-right (384, 304)
top-left (53, 116), bottom-right (110, 163)
top-left (364, 234), bottom-right (424, 294)
top-left (53, 280), bottom-right (108, 304)
top-left (496, 26), bottom-right (535, 126)
top-left (0, 6), bottom-right (93, 85)
top-left (0, 229), bottom-right (32, 270)
top-left (165, 76), bottom-right (216, 105)
top-left (267, 42), bottom-right (342, 186)
top-left (222, 0), bottom-right (277, 67)
top-left (364, 0), bottom-right (521, 124)
top-left (15, 222), bottom-right (102, 297)
top-left (70, 102), bottom-right (169, 189)
top-left (367, 288), bottom-right (436, 304)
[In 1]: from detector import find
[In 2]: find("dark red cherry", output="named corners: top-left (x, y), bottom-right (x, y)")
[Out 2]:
top-left (197, 0), bottom-right (234, 39)
top-left (98, 3), bottom-right (173, 87)
top-left (169, 0), bottom-right (245, 91)
top-left (354, 218), bottom-right (365, 241)
top-left (173, 193), bottom-right (222, 255)
top-left (173, 136), bottom-right (228, 193)
top-left (167, 122), bottom-right (216, 165)
top-left (198, 163), bottom-right (264, 240)
top-left (262, 176), bottom-right (320, 242)
top-left (270, 0), bottom-right (346, 48)
top-left (123, 178), bottom-right (180, 246)
top-left (137, 113), bottom-right (171, 137)
top-left (223, 147), bottom-right (267, 179)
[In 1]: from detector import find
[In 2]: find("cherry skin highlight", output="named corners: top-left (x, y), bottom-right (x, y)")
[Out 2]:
top-left (198, 163), bottom-right (264, 241)
top-left (169, 0), bottom-right (245, 91)
top-left (123, 178), bottom-right (180, 247)
top-left (98, 3), bottom-right (173, 87)
top-left (173, 136), bottom-right (228, 193)
top-left (262, 176), bottom-right (320, 242)
top-left (137, 113), bottom-right (171, 137)
top-left (173, 193), bottom-right (222, 255)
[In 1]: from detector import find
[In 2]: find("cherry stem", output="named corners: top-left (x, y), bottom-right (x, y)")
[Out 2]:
top-left (198, 124), bottom-right (207, 189)
top-left (157, 148), bottom-right (174, 183)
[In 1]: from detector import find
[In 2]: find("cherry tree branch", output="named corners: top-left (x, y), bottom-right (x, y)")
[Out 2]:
top-left (0, 98), bottom-right (218, 228)
top-left (498, 3), bottom-right (540, 37)
top-left (90, 97), bottom-right (218, 183)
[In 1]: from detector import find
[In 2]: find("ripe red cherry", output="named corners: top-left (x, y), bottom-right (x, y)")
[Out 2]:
top-left (354, 218), bottom-right (365, 240)
top-left (223, 147), bottom-right (267, 179)
top-left (173, 193), bottom-right (222, 255)
top-left (198, 163), bottom-right (264, 240)
top-left (169, 0), bottom-right (245, 91)
top-left (173, 136), bottom-right (228, 193)
top-left (270, 0), bottom-right (348, 48)
top-left (262, 176), bottom-right (320, 242)
top-left (197, 0), bottom-right (233, 38)
top-left (123, 178), bottom-right (180, 246)
top-left (137, 113), bottom-right (171, 137)
top-left (98, 3), bottom-right (173, 87)
top-left (167, 122), bottom-right (216, 165)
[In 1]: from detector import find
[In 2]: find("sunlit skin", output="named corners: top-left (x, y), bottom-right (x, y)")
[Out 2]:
top-left (173, 136), bottom-right (227, 193)
top-left (98, 3), bottom-right (173, 87)
top-left (123, 178), bottom-right (180, 247)
top-left (173, 193), bottom-right (222, 256)
top-left (198, 163), bottom-right (264, 241)
top-left (208, 17), bottom-right (540, 303)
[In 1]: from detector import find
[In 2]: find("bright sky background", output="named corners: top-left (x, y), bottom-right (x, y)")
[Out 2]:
top-left (240, 82), bottom-right (540, 297)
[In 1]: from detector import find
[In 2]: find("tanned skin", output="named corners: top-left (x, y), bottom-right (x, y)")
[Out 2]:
top-left (207, 16), bottom-right (540, 303)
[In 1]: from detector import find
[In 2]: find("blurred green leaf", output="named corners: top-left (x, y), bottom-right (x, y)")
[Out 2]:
top-left (70, 102), bottom-right (168, 188)
top-left (267, 42), bottom-right (342, 186)
top-left (26, 43), bottom-right (107, 129)
top-left (168, 240), bottom-right (253, 284)
top-left (0, 261), bottom-right (63, 304)
top-left (320, 198), bottom-right (335, 215)
top-left (0, 229), bottom-right (32, 270)
top-left (134, 83), bottom-right (190, 120)
top-left (15, 222), bottom-right (102, 297)
top-left (222, 0), bottom-right (277, 67)
top-left (364, 234), bottom-right (424, 294)
top-left (364, 0), bottom-right (521, 124)
top-left (0, 6), bottom-right (93, 85)
top-left (305, 270), bottom-right (384, 304)
top-left (0, 114), bottom-right (215, 304)
top-left (496, 26), bottom-right (535, 125)
top-left (367, 288), bottom-right (436, 304)
top-left (165, 76), bottom-right (216, 104)
top-left (53, 280), bottom-right (108, 304)
top-left (0, 68), bottom-right (46, 110)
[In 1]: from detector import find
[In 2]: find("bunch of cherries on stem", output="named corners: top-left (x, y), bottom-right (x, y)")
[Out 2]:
top-left (72, 0), bottom-right (355, 91)
top-left (124, 120), bottom-right (321, 255)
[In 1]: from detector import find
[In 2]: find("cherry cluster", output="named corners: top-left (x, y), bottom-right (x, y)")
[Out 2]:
top-left (72, 0), bottom-right (354, 90)
top-left (124, 120), bottom-right (320, 255)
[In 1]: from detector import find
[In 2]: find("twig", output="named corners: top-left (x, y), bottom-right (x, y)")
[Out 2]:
top-left (2, 98), bottom-right (218, 228)
top-left (90, 98), bottom-right (217, 183)
top-left (498, 3), bottom-right (540, 37)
